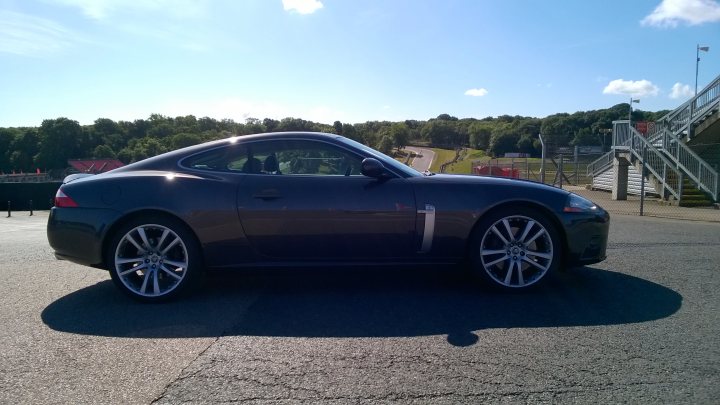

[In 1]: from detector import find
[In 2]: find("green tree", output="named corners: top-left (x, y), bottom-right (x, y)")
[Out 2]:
top-left (388, 122), bottom-right (409, 150)
top-left (92, 144), bottom-right (116, 159)
top-left (11, 128), bottom-right (40, 169)
top-left (468, 122), bottom-right (492, 150)
top-left (116, 148), bottom-right (133, 164)
top-left (35, 118), bottom-right (82, 170)
top-left (376, 135), bottom-right (394, 154)
top-left (0, 128), bottom-right (20, 171)
top-left (263, 118), bottom-right (279, 132)
top-left (421, 120), bottom-right (457, 147)
top-left (170, 132), bottom-right (202, 150)
top-left (488, 128), bottom-right (520, 157)
top-left (333, 120), bottom-right (343, 135)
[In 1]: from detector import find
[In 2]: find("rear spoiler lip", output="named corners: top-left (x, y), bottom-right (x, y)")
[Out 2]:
top-left (62, 173), bottom-right (95, 184)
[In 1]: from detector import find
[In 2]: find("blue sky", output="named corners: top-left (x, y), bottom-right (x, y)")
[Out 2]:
top-left (1, 0), bottom-right (719, 127)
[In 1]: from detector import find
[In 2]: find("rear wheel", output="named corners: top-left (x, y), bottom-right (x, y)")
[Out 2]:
top-left (107, 216), bottom-right (202, 302)
top-left (470, 208), bottom-right (561, 290)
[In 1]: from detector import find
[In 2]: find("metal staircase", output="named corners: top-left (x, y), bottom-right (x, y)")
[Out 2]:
top-left (588, 74), bottom-right (720, 204)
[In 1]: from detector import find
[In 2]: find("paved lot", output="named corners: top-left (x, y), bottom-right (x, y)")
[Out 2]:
top-left (1, 212), bottom-right (719, 403)
top-left (404, 146), bottom-right (435, 172)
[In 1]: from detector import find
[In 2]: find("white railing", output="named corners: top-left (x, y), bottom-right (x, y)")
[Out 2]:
top-left (658, 127), bottom-right (718, 200)
top-left (648, 75), bottom-right (720, 140)
top-left (586, 151), bottom-right (614, 176)
top-left (613, 121), bottom-right (682, 201)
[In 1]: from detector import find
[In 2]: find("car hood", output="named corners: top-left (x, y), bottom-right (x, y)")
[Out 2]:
top-left (419, 173), bottom-right (571, 194)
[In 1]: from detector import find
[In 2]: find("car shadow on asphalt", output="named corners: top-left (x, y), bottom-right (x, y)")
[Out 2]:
top-left (41, 266), bottom-right (682, 346)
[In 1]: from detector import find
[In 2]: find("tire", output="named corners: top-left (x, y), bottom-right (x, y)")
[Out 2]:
top-left (107, 216), bottom-right (203, 302)
top-left (469, 207), bottom-right (561, 291)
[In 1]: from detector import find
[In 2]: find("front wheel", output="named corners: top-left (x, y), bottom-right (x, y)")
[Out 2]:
top-left (107, 216), bottom-right (202, 302)
top-left (470, 208), bottom-right (561, 290)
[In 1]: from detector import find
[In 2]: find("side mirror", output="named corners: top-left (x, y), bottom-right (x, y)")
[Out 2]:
top-left (361, 158), bottom-right (387, 178)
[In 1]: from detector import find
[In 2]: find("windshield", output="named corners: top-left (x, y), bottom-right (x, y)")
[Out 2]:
top-left (338, 137), bottom-right (423, 178)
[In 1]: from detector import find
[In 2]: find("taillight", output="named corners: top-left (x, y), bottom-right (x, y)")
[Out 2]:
top-left (55, 188), bottom-right (79, 208)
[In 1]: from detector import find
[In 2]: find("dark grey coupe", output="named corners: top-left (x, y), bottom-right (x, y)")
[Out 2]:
top-left (47, 132), bottom-right (609, 302)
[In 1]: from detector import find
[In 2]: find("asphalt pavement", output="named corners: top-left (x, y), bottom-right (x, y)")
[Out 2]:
top-left (1, 212), bottom-right (719, 403)
top-left (404, 146), bottom-right (435, 172)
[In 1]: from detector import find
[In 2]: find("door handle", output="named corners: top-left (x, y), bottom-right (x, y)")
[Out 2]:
top-left (252, 189), bottom-right (282, 200)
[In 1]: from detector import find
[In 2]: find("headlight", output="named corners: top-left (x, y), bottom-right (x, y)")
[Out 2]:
top-left (563, 193), bottom-right (597, 213)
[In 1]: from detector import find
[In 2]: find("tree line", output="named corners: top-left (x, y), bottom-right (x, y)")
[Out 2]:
top-left (0, 103), bottom-right (668, 174)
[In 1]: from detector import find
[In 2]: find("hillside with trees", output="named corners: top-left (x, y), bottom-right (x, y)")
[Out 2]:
top-left (0, 103), bottom-right (669, 174)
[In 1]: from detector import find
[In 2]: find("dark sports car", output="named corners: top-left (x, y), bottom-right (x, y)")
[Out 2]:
top-left (47, 132), bottom-right (609, 302)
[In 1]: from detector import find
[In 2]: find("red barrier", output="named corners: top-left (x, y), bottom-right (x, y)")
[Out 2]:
top-left (473, 165), bottom-right (520, 178)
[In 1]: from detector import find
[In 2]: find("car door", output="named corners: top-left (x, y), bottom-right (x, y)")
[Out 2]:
top-left (235, 138), bottom-right (417, 261)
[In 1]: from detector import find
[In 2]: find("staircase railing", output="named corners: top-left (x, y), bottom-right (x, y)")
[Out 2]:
top-left (586, 151), bottom-right (614, 176)
top-left (614, 121), bottom-right (682, 201)
top-left (648, 75), bottom-right (720, 141)
top-left (640, 75), bottom-right (720, 201)
top-left (659, 127), bottom-right (718, 200)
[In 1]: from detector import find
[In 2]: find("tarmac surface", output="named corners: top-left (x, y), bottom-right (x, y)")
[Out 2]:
top-left (1, 211), bottom-right (719, 403)
top-left (404, 146), bottom-right (435, 172)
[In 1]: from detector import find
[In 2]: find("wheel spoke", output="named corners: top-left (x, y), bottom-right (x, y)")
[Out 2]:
top-left (119, 262), bottom-right (147, 276)
top-left (518, 220), bottom-right (535, 243)
top-left (485, 255), bottom-right (509, 267)
top-left (139, 268), bottom-right (151, 294)
top-left (116, 257), bottom-right (144, 265)
top-left (504, 261), bottom-right (516, 284)
top-left (161, 236), bottom-right (181, 255)
top-left (525, 228), bottom-right (547, 245)
top-left (526, 250), bottom-right (553, 260)
top-left (522, 256), bottom-right (549, 271)
top-left (502, 219), bottom-right (515, 241)
top-left (153, 269), bottom-right (160, 295)
top-left (137, 227), bottom-right (152, 250)
top-left (125, 234), bottom-right (145, 253)
top-left (491, 225), bottom-right (509, 245)
top-left (160, 265), bottom-right (183, 280)
top-left (156, 229), bottom-right (170, 251)
top-left (481, 249), bottom-right (507, 257)
top-left (163, 259), bottom-right (187, 269)
top-left (517, 263), bottom-right (525, 286)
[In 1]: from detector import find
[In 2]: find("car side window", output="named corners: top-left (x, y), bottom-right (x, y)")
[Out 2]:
top-left (184, 139), bottom-right (363, 176)
top-left (248, 140), bottom-right (363, 176)
top-left (183, 143), bottom-right (251, 172)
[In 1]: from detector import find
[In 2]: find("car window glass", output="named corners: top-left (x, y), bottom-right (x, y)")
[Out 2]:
top-left (247, 140), bottom-right (363, 176)
top-left (183, 143), bottom-right (249, 172)
top-left (183, 139), bottom-right (363, 175)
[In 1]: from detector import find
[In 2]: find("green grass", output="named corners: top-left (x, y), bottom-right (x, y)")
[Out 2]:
top-left (428, 148), bottom-right (458, 172)
top-left (426, 148), bottom-right (488, 174)
top-left (444, 149), bottom-right (487, 174)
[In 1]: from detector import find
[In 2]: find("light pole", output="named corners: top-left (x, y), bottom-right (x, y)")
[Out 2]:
top-left (629, 98), bottom-right (640, 123)
top-left (696, 44), bottom-right (710, 95)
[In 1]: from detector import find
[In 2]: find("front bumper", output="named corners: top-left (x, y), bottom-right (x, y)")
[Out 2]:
top-left (562, 208), bottom-right (610, 267)
top-left (47, 207), bottom-right (123, 268)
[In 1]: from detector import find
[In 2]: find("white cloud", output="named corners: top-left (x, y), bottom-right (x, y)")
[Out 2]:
top-left (602, 79), bottom-right (660, 97)
top-left (641, 0), bottom-right (720, 27)
top-left (669, 82), bottom-right (694, 99)
top-left (464, 88), bottom-right (489, 97)
top-left (0, 10), bottom-right (81, 56)
top-left (282, 0), bottom-right (324, 15)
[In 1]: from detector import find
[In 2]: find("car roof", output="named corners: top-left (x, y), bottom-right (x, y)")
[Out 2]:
top-left (111, 132), bottom-right (345, 172)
